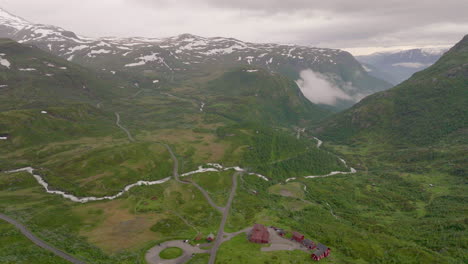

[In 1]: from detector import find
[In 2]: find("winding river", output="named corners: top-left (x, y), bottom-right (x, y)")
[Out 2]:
top-left (2, 137), bottom-right (355, 204)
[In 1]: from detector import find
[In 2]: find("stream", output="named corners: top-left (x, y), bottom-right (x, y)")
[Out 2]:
top-left (2, 137), bottom-right (355, 204)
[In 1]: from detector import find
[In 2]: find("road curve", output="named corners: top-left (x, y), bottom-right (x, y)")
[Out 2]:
top-left (0, 213), bottom-right (87, 264)
top-left (190, 181), bottom-right (224, 213)
top-left (161, 143), bottom-right (224, 212)
top-left (145, 240), bottom-right (208, 264)
top-left (146, 143), bottom-right (241, 264)
top-left (115, 112), bottom-right (135, 142)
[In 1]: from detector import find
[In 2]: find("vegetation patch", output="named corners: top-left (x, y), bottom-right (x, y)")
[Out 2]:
top-left (189, 171), bottom-right (233, 206)
top-left (159, 247), bottom-right (183, 259)
top-left (268, 182), bottom-right (305, 199)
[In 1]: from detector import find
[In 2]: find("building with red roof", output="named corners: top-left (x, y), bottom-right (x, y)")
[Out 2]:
top-left (248, 224), bottom-right (270, 244)
top-left (311, 243), bottom-right (330, 261)
top-left (292, 231), bottom-right (304, 242)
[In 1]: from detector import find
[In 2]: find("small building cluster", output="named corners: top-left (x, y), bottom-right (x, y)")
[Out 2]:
top-left (289, 231), bottom-right (330, 261)
top-left (260, 225), bottom-right (330, 261)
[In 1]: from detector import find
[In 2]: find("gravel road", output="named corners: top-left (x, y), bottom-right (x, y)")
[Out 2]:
top-left (0, 213), bottom-right (87, 264)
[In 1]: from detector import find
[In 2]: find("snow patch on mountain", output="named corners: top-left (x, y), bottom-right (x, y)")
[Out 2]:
top-left (200, 44), bottom-right (246, 55)
top-left (0, 8), bottom-right (30, 31)
top-left (362, 65), bottom-right (372, 72)
top-left (88, 49), bottom-right (112, 57)
top-left (125, 52), bottom-right (163, 67)
top-left (67, 45), bottom-right (89, 54)
top-left (0, 53), bottom-right (11, 68)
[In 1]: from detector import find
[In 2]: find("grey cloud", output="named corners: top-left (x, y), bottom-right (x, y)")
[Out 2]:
top-left (128, 0), bottom-right (468, 50)
top-left (132, 0), bottom-right (466, 14)
top-left (296, 69), bottom-right (354, 106)
top-left (1, 0), bottom-right (467, 54)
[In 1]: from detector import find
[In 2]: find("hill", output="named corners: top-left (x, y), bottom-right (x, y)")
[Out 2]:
top-left (317, 35), bottom-right (468, 146)
top-left (202, 68), bottom-right (329, 125)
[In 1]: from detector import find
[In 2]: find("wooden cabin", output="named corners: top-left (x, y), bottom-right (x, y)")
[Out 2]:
top-left (311, 243), bottom-right (330, 261)
top-left (302, 239), bottom-right (316, 249)
top-left (292, 231), bottom-right (304, 242)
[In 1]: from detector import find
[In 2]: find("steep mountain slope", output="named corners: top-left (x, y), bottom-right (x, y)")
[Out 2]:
top-left (0, 8), bottom-right (29, 37)
top-left (357, 48), bottom-right (447, 85)
top-left (0, 38), bottom-right (140, 111)
top-left (202, 68), bottom-right (330, 125)
top-left (318, 35), bottom-right (468, 146)
top-left (0, 7), bottom-right (391, 110)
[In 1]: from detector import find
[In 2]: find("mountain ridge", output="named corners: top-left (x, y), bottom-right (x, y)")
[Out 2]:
top-left (0, 7), bottom-right (392, 110)
top-left (357, 47), bottom-right (448, 85)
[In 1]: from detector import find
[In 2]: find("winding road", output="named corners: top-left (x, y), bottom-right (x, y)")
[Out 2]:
top-left (0, 213), bottom-right (87, 264)
top-left (1, 104), bottom-right (356, 264)
top-left (115, 112), bottom-right (135, 142)
top-left (145, 240), bottom-right (208, 264)
top-left (163, 142), bottom-right (224, 213)
top-left (208, 172), bottom-right (239, 264)
top-left (163, 139), bottom-right (241, 264)
top-left (149, 140), bottom-right (242, 264)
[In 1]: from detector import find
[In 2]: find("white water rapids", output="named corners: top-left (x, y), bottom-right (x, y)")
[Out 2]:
top-left (2, 137), bottom-right (354, 203)
top-left (5, 167), bottom-right (171, 203)
top-left (3, 164), bottom-right (268, 203)
top-left (285, 137), bottom-right (356, 182)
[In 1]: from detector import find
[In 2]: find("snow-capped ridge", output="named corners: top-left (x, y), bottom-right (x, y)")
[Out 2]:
top-left (0, 7), bottom-right (31, 31)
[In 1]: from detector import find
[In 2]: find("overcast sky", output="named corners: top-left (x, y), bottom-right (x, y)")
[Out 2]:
top-left (1, 0), bottom-right (467, 55)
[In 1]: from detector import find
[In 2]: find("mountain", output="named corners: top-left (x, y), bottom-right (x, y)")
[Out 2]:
top-left (0, 37), bottom-right (328, 136)
top-left (0, 7), bottom-right (391, 110)
top-left (0, 8), bottom-right (29, 37)
top-left (317, 35), bottom-right (468, 146)
top-left (357, 48), bottom-right (448, 85)
top-left (202, 67), bottom-right (330, 125)
top-left (0, 38), bottom-right (138, 111)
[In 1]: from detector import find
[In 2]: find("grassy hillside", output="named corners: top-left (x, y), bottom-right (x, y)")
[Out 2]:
top-left (204, 68), bottom-right (330, 125)
top-left (0, 222), bottom-right (69, 264)
top-left (296, 35), bottom-right (468, 263)
top-left (317, 35), bottom-right (468, 146)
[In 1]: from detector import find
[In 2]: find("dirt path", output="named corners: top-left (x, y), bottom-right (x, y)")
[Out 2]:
top-left (208, 172), bottom-right (239, 264)
top-left (0, 213), bottom-right (87, 264)
top-left (115, 112), bottom-right (135, 142)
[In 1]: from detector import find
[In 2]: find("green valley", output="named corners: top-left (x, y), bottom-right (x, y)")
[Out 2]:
top-left (0, 5), bottom-right (466, 264)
